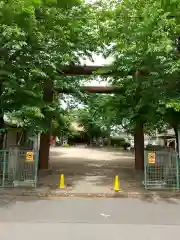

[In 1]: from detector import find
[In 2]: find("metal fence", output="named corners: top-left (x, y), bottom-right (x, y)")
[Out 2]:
top-left (143, 150), bottom-right (180, 191)
top-left (0, 147), bottom-right (38, 188)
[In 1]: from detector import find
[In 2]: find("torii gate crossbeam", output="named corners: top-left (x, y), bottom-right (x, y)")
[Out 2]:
top-left (56, 86), bottom-right (122, 94)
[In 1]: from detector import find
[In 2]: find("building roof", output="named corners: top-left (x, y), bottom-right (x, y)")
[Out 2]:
top-left (70, 122), bottom-right (84, 132)
top-left (157, 129), bottom-right (175, 138)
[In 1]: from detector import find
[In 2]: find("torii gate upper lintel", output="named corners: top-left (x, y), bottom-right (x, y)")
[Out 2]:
top-left (57, 65), bottom-right (127, 93)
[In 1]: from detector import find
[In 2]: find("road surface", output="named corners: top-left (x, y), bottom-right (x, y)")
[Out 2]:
top-left (0, 196), bottom-right (180, 239)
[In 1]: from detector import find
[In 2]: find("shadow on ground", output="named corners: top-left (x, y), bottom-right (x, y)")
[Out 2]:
top-left (38, 147), bottom-right (143, 193)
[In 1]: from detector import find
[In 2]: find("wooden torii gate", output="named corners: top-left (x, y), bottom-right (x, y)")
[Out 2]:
top-left (39, 65), bottom-right (144, 171)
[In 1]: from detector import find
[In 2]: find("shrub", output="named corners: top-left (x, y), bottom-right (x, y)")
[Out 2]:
top-left (63, 143), bottom-right (70, 147)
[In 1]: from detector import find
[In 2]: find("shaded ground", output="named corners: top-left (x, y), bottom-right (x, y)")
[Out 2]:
top-left (38, 146), bottom-right (143, 193)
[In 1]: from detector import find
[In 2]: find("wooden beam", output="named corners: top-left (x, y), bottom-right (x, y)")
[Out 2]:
top-left (59, 65), bottom-right (106, 76)
top-left (56, 86), bottom-right (122, 94)
top-left (59, 65), bottom-right (134, 76)
top-left (58, 65), bottom-right (125, 76)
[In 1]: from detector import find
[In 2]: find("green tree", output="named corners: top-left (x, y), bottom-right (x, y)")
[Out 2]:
top-left (0, 0), bottom-right (102, 168)
top-left (98, 0), bottom-right (180, 169)
top-left (71, 94), bottom-right (116, 145)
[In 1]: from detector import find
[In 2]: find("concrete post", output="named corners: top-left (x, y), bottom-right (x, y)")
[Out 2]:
top-left (8, 146), bottom-right (19, 181)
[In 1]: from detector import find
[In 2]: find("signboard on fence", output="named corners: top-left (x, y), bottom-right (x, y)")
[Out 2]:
top-left (148, 152), bottom-right (156, 164)
top-left (26, 152), bottom-right (34, 162)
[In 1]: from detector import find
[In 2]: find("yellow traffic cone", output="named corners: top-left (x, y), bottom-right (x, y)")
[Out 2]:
top-left (59, 174), bottom-right (65, 189)
top-left (114, 175), bottom-right (120, 192)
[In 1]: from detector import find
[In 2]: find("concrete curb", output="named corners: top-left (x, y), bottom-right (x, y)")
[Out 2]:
top-left (0, 191), bottom-right (180, 199)
top-left (39, 192), bottom-right (180, 199)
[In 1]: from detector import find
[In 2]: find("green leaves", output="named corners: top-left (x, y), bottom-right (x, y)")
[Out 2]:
top-left (0, 0), bottom-right (102, 133)
top-left (70, 94), bottom-right (117, 138)
top-left (95, 0), bottom-right (180, 133)
top-left (2, 0), bottom-right (180, 137)
top-left (166, 99), bottom-right (180, 112)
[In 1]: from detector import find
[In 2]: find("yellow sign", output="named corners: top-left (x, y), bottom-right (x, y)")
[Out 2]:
top-left (148, 152), bottom-right (156, 164)
top-left (26, 152), bottom-right (34, 162)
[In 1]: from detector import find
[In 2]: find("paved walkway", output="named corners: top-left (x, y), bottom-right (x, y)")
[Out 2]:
top-left (38, 146), bottom-right (143, 194)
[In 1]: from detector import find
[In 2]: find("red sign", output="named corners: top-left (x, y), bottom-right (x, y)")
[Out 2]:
top-left (50, 136), bottom-right (54, 145)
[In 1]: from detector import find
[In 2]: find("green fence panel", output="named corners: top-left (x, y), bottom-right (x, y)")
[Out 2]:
top-left (0, 148), bottom-right (38, 188)
top-left (0, 149), bottom-right (8, 187)
top-left (143, 150), bottom-right (179, 191)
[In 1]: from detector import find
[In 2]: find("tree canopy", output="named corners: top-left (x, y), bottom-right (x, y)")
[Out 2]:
top-left (1, 0), bottom-right (180, 170)
top-left (0, 0), bottom-right (101, 132)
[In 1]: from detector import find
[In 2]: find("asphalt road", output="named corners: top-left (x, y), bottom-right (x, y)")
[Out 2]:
top-left (0, 196), bottom-right (180, 239)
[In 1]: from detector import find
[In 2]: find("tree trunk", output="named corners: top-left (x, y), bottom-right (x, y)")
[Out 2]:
top-left (107, 135), bottom-right (111, 147)
top-left (38, 80), bottom-right (53, 170)
top-left (0, 116), bottom-right (4, 149)
top-left (107, 125), bottom-right (111, 147)
top-left (89, 136), bottom-right (92, 146)
top-left (38, 133), bottom-right (50, 169)
top-left (174, 127), bottom-right (179, 153)
top-left (134, 121), bottom-right (144, 170)
top-left (0, 80), bottom-right (4, 150)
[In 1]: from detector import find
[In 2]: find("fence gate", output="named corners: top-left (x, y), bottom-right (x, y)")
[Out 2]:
top-left (0, 147), bottom-right (38, 188)
top-left (143, 150), bottom-right (180, 191)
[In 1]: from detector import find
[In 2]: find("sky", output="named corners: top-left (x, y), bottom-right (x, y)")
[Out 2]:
top-left (80, 54), bottom-right (113, 86)
top-left (61, 54), bottom-right (113, 109)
